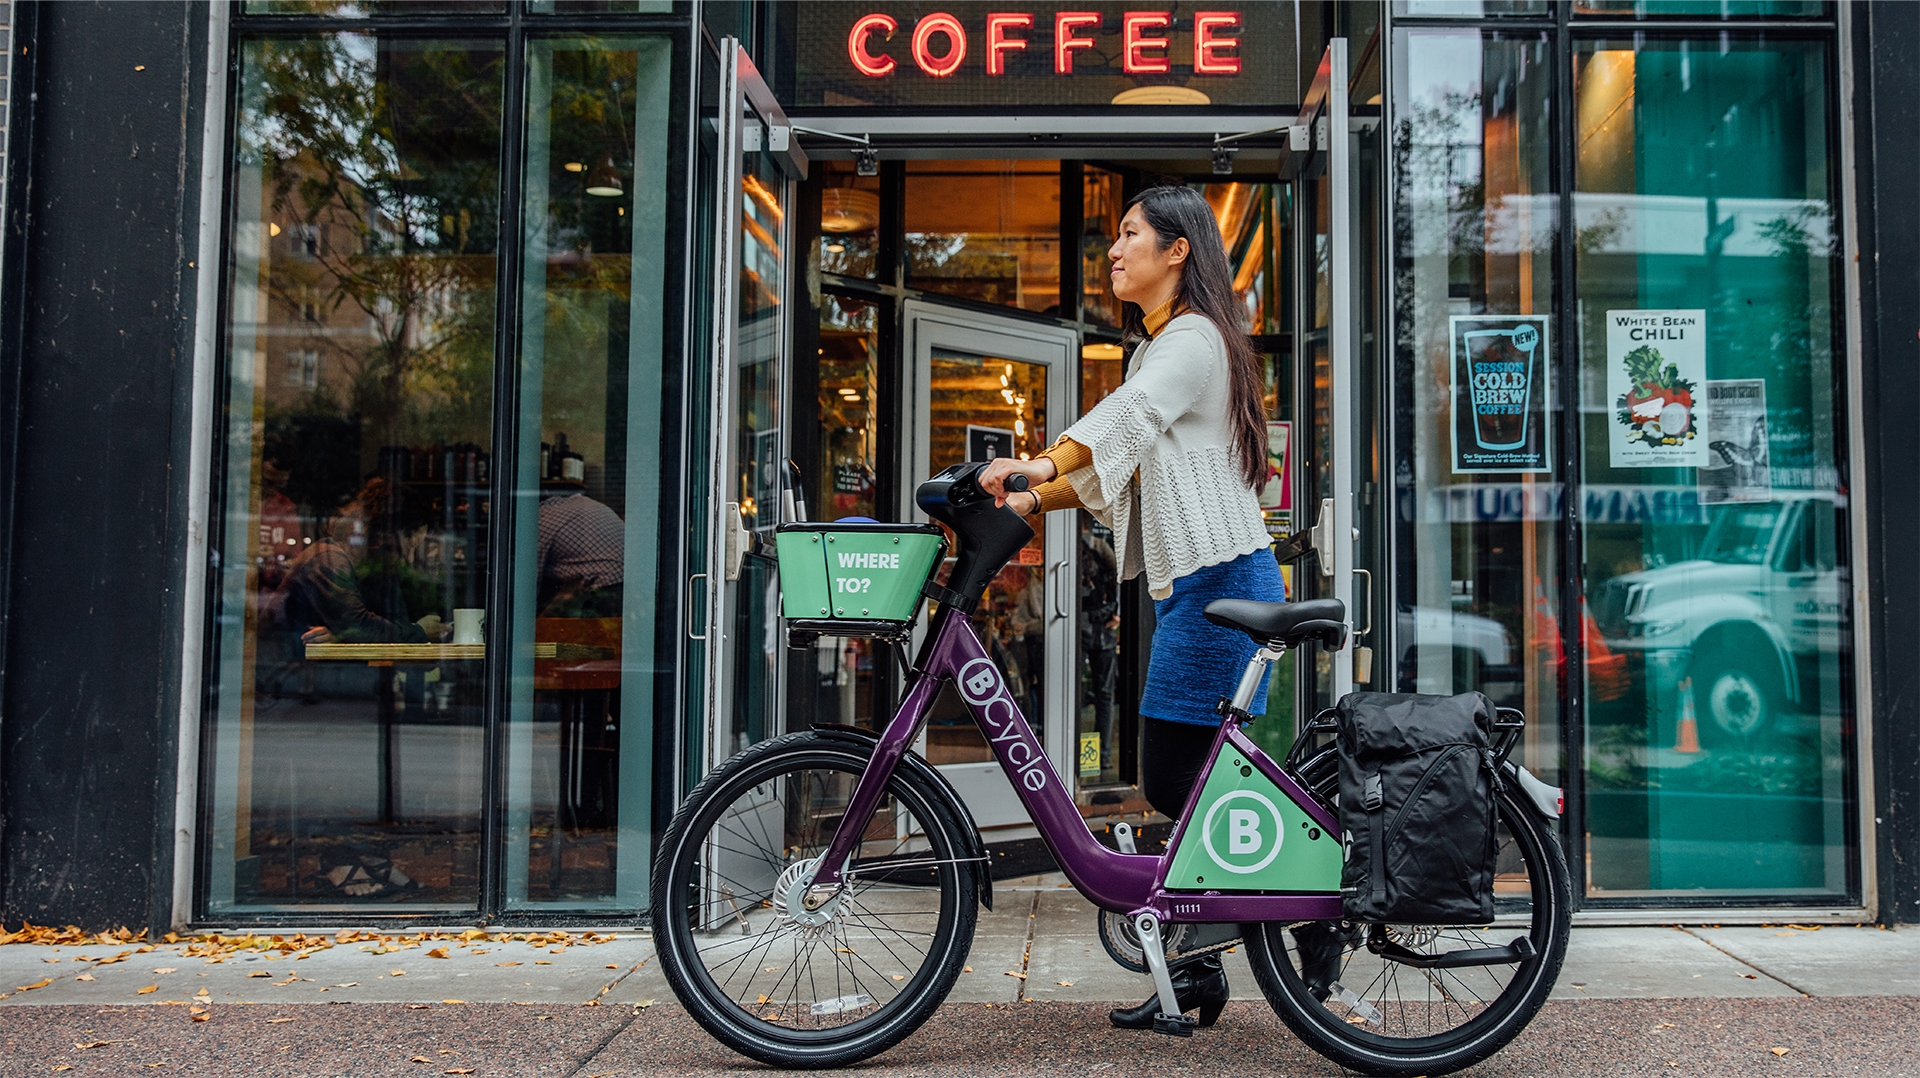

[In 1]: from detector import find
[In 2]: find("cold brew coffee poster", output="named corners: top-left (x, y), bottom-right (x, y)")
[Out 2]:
top-left (1450, 315), bottom-right (1551, 474)
top-left (1607, 310), bottom-right (1709, 468)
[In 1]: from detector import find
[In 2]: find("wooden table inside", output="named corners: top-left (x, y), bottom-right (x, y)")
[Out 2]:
top-left (303, 641), bottom-right (613, 662)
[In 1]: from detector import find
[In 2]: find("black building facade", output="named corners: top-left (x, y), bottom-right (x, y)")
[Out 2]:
top-left (0, 0), bottom-right (1916, 932)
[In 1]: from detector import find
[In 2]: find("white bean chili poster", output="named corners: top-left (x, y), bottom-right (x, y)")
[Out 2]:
top-left (1607, 309), bottom-right (1709, 468)
top-left (1450, 314), bottom-right (1552, 474)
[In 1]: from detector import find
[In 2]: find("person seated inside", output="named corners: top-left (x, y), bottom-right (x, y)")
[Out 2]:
top-left (277, 476), bottom-right (446, 645)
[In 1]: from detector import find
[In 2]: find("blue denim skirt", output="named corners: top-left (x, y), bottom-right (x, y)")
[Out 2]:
top-left (1138, 549), bottom-right (1287, 726)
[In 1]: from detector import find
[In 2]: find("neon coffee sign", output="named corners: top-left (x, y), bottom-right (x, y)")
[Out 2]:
top-left (846, 10), bottom-right (1245, 80)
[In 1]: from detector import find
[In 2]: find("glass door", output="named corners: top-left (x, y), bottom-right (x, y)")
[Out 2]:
top-left (1290, 39), bottom-right (1370, 710)
top-left (694, 40), bottom-right (802, 780)
top-left (903, 302), bottom-right (1079, 831)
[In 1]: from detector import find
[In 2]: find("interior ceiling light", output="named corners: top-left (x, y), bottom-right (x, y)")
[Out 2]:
top-left (826, 241), bottom-right (846, 253)
top-left (1111, 85), bottom-right (1211, 106)
top-left (564, 161), bottom-right (586, 173)
top-left (820, 187), bottom-right (880, 233)
top-left (586, 154), bottom-right (625, 197)
top-left (1082, 342), bottom-right (1125, 361)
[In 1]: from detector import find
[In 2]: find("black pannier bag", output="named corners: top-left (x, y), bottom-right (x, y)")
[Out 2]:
top-left (1336, 691), bottom-right (1500, 925)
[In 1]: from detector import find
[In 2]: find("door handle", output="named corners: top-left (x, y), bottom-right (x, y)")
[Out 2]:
top-left (688, 573), bottom-right (709, 641)
top-left (1053, 561), bottom-right (1071, 620)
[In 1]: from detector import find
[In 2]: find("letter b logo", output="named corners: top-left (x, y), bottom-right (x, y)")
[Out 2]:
top-left (1201, 790), bottom-right (1284, 875)
top-left (1228, 809), bottom-right (1261, 854)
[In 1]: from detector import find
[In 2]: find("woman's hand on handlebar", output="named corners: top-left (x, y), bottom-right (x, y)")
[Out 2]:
top-left (979, 456), bottom-right (1056, 509)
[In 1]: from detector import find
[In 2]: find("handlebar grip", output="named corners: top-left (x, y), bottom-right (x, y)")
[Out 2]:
top-left (1005, 474), bottom-right (1030, 493)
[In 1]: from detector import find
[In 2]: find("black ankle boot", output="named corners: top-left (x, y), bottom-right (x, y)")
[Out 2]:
top-left (1109, 956), bottom-right (1229, 1030)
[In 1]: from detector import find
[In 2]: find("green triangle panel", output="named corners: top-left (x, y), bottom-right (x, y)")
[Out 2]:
top-left (1164, 747), bottom-right (1342, 893)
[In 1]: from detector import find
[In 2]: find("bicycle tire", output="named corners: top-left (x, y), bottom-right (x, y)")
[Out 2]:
top-left (651, 732), bottom-right (980, 1069)
top-left (1243, 758), bottom-right (1571, 1077)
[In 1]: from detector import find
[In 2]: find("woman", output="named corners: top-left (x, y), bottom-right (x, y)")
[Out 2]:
top-left (980, 184), bottom-right (1283, 1030)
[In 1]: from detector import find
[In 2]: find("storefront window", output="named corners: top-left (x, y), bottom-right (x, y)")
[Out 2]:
top-left (803, 295), bottom-right (883, 730)
top-left (1574, 37), bottom-right (1852, 898)
top-left (1394, 1), bottom-right (1550, 18)
top-left (1571, 2), bottom-right (1825, 17)
top-left (818, 160), bottom-right (881, 279)
top-left (1390, 30), bottom-right (1562, 785)
top-left (500, 36), bottom-right (674, 910)
top-left (1081, 167), bottom-right (1124, 327)
top-left (905, 160), bottom-right (1061, 314)
top-left (204, 36), bottom-right (504, 911)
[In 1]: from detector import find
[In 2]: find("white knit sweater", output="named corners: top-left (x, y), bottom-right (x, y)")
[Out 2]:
top-left (1062, 313), bottom-right (1271, 599)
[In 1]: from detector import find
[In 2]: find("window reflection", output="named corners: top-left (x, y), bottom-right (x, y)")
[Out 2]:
top-left (1575, 38), bottom-right (1850, 898)
top-left (500, 37), bottom-right (674, 909)
top-left (819, 161), bottom-right (880, 279)
top-left (1390, 30), bottom-right (1562, 783)
top-left (206, 36), bottom-right (504, 910)
top-left (906, 161), bottom-right (1061, 314)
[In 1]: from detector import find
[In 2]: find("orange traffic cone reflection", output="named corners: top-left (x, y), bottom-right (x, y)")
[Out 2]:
top-left (1675, 677), bottom-right (1702, 754)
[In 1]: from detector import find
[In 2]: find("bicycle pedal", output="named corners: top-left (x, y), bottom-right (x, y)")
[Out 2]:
top-left (1151, 1012), bottom-right (1196, 1037)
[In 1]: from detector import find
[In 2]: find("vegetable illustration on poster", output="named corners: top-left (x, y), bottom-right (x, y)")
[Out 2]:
top-left (1608, 309), bottom-right (1708, 468)
top-left (1450, 315), bottom-right (1551, 474)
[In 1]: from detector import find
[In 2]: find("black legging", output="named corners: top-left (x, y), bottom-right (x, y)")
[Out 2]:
top-left (1140, 716), bottom-right (1221, 821)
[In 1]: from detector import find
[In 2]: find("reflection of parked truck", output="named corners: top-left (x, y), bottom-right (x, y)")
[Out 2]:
top-left (1592, 495), bottom-right (1845, 746)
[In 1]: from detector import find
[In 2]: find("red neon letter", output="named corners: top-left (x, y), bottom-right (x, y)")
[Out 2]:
top-left (912, 12), bottom-right (967, 77)
top-left (1122, 12), bottom-right (1171, 74)
top-left (986, 13), bottom-right (1032, 76)
top-left (1193, 11), bottom-right (1242, 75)
top-left (848, 13), bottom-right (898, 77)
top-left (1055, 11), bottom-right (1100, 75)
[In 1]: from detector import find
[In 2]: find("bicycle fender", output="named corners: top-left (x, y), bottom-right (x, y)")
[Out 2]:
top-left (811, 724), bottom-right (994, 911)
top-left (1503, 762), bottom-right (1564, 822)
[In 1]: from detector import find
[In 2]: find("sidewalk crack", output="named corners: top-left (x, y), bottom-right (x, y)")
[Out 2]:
top-left (1014, 892), bottom-right (1038, 1003)
top-left (1678, 927), bottom-right (1814, 997)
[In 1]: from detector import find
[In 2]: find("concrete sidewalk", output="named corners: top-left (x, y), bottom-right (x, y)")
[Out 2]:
top-left (3, 874), bottom-right (1918, 1009)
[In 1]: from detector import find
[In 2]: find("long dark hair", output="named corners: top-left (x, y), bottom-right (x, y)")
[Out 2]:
top-left (1118, 185), bottom-right (1267, 490)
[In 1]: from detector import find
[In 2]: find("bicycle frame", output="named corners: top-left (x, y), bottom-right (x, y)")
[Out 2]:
top-left (811, 605), bottom-right (1343, 925)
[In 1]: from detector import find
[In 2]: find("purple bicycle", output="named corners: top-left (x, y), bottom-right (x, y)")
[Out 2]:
top-left (652, 463), bottom-right (1570, 1075)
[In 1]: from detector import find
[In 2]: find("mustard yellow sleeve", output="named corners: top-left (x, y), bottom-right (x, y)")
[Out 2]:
top-left (1038, 436), bottom-right (1093, 477)
top-left (1032, 476), bottom-right (1084, 514)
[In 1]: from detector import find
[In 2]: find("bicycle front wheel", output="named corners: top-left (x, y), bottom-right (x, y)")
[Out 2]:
top-left (650, 731), bottom-right (981, 1069)
top-left (1244, 762), bottom-right (1570, 1077)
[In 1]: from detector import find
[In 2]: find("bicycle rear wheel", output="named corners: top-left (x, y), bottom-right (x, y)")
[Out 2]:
top-left (651, 731), bottom-right (980, 1069)
top-left (1244, 756), bottom-right (1570, 1077)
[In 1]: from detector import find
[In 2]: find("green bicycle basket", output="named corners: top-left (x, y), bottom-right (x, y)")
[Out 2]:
top-left (774, 520), bottom-right (948, 637)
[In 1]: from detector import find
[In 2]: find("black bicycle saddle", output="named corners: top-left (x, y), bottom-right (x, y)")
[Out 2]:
top-left (1203, 597), bottom-right (1348, 650)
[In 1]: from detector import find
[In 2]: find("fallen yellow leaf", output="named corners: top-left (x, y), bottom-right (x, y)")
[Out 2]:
top-left (247, 971), bottom-right (271, 978)
top-left (266, 1017), bottom-right (295, 1023)
top-left (446, 1070), bottom-right (476, 1075)
top-left (53, 1067), bottom-right (73, 1072)
top-left (76, 974), bottom-right (95, 982)
top-left (605, 964), bottom-right (618, 969)
top-left (151, 968), bottom-right (177, 974)
top-left (1772, 1048), bottom-right (1792, 1057)
top-left (17, 978), bottom-right (51, 991)
top-left (494, 962), bottom-right (521, 967)
top-left (534, 960), bottom-right (552, 965)
top-left (442, 999), bottom-right (465, 1004)
top-left (1057, 981), bottom-right (1074, 986)
top-left (136, 985), bottom-right (158, 995)
top-left (963, 965), bottom-right (973, 972)
top-left (426, 948), bottom-right (450, 959)
top-left (75, 1041), bottom-right (113, 1049)
top-left (1003, 971), bottom-right (1026, 979)
top-left (411, 1057), bottom-right (432, 1064)
top-left (390, 969), bottom-right (406, 977)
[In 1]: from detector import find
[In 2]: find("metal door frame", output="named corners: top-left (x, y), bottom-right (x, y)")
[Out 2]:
top-left (901, 300), bottom-right (1080, 831)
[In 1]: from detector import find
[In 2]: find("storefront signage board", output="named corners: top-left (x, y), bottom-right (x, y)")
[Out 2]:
top-left (793, 4), bottom-right (1295, 110)
top-left (1449, 315), bottom-right (1551, 474)
top-left (1607, 309), bottom-right (1709, 468)
top-left (967, 424), bottom-right (1016, 462)
top-left (1698, 378), bottom-right (1771, 504)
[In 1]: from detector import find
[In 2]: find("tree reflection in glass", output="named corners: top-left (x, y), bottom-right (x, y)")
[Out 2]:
top-left (205, 36), bottom-right (503, 911)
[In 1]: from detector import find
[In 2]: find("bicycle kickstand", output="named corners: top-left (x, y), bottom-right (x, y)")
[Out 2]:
top-left (1131, 912), bottom-right (1195, 1037)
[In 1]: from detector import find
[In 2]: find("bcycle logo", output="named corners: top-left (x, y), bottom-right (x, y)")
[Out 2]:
top-left (1199, 789), bottom-right (1286, 875)
top-left (957, 658), bottom-right (1049, 792)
